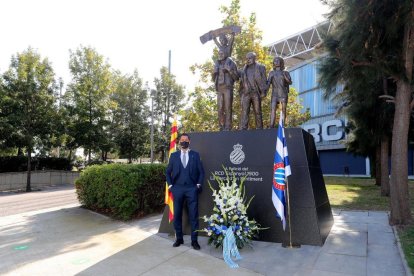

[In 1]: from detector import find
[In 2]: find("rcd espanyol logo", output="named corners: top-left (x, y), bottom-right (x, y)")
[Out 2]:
top-left (230, 143), bottom-right (245, 164)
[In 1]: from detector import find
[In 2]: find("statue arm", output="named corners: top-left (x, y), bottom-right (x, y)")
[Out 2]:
top-left (258, 65), bottom-right (267, 98)
top-left (227, 61), bottom-right (239, 81)
top-left (228, 33), bottom-right (235, 56)
top-left (266, 72), bottom-right (273, 91)
top-left (283, 71), bottom-right (292, 85)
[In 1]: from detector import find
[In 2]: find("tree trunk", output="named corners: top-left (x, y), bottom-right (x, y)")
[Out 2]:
top-left (88, 148), bottom-right (91, 162)
top-left (26, 147), bottom-right (32, 192)
top-left (380, 135), bottom-right (390, 196)
top-left (389, 80), bottom-right (412, 225)
top-left (389, 15), bottom-right (414, 225)
top-left (68, 149), bottom-right (72, 162)
top-left (375, 144), bottom-right (381, 186)
top-left (161, 147), bottom-right (165, 163)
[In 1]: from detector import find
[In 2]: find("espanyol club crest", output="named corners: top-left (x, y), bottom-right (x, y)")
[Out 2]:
top-left (230, 143), bottom-right (245, 164)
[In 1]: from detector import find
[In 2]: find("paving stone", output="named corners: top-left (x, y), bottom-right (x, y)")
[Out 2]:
top-left (368, 231), bottom-right (396, 246)
top-left (323, 231), bottom-right (367, 257)
top-left (336, 211), bottom-right (369, 224)
top-left (332, 222), bottom-right (368, 233)
top-left (302, 269), bottom-right (359, 276)
top-left (314, 253), bottom-right (366, 276)
top-left (367, 223), bottom-right (393, 233)
top-left (140, 249), bottom-right (259, 276)
top-left (367, 244), bottom-right (404, 270)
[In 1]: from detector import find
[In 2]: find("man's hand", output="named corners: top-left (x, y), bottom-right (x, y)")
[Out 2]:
top-left (168, 185), bottom-right (172, 189)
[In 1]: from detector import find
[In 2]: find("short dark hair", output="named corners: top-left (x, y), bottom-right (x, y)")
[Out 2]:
top-left (179, 133), bottom-right (190, 140)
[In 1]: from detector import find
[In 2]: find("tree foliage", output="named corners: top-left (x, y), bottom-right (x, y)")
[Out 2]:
top-left (111, 71), bottom-right (149, 163)
top-left (153, 67), bottom-right (185, 162)
top-left (320, 0), bottom-right (414, 224)
top-left (65, 46), bottom-right (114, 161)
top-left (0, 47), bottom-right (59, 191)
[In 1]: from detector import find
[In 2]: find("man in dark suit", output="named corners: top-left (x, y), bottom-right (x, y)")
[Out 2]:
top-left (166, 133), bottom-right (205, 250)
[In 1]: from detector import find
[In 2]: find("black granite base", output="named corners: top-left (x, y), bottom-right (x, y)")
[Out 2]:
top-left (158, 128), bottom-right (334, 246)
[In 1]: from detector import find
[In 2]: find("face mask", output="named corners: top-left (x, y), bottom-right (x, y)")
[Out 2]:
top-left (180, 141), bottom-right (189, 149)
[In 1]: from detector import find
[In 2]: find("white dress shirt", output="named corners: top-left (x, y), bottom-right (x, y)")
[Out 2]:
top-left (180, 149), bottom-right (190, 168)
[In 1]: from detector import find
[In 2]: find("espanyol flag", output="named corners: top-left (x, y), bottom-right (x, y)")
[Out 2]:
top-left (272, 112), bottom-right (291, 230)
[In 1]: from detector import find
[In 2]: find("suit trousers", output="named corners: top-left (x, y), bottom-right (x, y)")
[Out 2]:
top-left (240, 91), bottom-right (263, 130)
top-left (172, 185), bottom-right (199, 241)
top-left (217, 84), bottom-right (233, 131)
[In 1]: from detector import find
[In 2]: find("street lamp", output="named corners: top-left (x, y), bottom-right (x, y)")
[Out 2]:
top-left (149, 84), bottom-right (156, 163)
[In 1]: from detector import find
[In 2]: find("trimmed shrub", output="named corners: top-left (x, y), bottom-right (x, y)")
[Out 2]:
top-left (75, 163), bottom-right (167, 220)
top-left (0, 156), bottom-right (72, 173)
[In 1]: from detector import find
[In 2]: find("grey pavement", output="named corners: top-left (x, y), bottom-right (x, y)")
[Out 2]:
top-left (0, 184), bottom-right (77, 216)
top-left (0, 187), bottom-right (410, 275)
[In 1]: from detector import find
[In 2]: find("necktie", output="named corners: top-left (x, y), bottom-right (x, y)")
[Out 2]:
top-left (182, 152), bottom-right (187, 168)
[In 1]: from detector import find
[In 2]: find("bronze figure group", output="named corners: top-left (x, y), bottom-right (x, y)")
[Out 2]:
top-left (201, 26), bottom-right (292, 131)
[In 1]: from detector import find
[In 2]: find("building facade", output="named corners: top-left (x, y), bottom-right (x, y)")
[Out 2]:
top-left (268, 22), bottom-right (370, 176)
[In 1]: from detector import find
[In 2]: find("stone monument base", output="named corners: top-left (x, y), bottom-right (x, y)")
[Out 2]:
top-left (158, 128), bottom-right (333, 246)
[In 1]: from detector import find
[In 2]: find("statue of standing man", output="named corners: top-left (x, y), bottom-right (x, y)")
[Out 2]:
top-left (239, 52), bottom-right (267, 130)
top-left (200, 26), bottom-right (241, 131)
top-left (267, 57), bottom-right (292, 127)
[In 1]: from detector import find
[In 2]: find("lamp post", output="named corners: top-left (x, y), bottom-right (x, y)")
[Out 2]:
top-left (149, 84), bottom-right (155, 163)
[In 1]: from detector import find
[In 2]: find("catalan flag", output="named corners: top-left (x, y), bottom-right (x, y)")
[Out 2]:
top-left (272, 111), bottom-right (291, 230)
top-left (165, 116), bottom-right (177, 223)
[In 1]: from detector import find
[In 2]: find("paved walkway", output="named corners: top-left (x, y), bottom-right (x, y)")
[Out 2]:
top-left (0, 190), bottom-right (410, 275)
top-left (0, 184), bottom-right (76, 217)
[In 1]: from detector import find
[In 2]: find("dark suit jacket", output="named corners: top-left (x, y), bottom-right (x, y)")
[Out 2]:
top-left (166, 150), bottom-right (205, 188)
top-left (239, 62), bottom-right (267, 97)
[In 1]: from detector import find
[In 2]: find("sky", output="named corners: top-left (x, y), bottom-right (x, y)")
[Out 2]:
top-left (0, 0), bottom-right (330, 92)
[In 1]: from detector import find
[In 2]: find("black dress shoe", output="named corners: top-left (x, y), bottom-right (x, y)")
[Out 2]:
top-left (191, 241), bottom-right (201, 250)
top-left (173, 239), bottom-right (184, 247)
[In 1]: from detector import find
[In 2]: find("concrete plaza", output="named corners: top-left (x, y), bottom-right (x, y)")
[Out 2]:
top-left (0, 187), bottom-right (410, 275)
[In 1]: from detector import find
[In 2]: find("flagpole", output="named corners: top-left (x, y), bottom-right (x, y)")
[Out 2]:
top-left (282, 110), bottom-right (300, 249)
top-left (283, 178), bottom-right (299, 248)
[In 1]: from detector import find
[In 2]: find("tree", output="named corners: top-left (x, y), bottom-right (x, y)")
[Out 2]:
top-left (153, 67), bottom-right (185, 162)
top-left (320, 0), bottom-right (414, 224)
top-left (181, 0), bottom-right (310, 131)
top-left (320, 53), bottom-right (394, 195)
top-left (65, 46), bottom-right (114, 162)
top-left (112, 71), bottom-right (149, 163)
top-left (0, 47), bottom-right (58, 191)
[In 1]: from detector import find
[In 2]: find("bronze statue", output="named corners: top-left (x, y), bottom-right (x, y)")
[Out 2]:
top-left (267, 57), bottom-right (292, 127)
top-left (200, 26), bottom-right (241, 131)
top-left (213, 33), bottom-right (234, 60)
top-left (213, 50), bottom-right (239, 131)
top-left (239, 52), bottom-right (267, 130)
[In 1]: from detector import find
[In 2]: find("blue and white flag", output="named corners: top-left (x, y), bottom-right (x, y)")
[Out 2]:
top-left (272, 112), bottom-right (291, 231)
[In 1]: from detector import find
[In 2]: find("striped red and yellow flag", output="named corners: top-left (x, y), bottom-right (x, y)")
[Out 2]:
top-left (165, 116), bottom-right (177, 223)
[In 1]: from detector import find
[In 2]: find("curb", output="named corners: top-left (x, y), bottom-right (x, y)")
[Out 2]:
top-left (393, 225), bottom-right (412, 276)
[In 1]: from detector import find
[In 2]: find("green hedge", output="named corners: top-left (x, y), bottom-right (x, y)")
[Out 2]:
top-left (75, 163), bottom-right (167, 220)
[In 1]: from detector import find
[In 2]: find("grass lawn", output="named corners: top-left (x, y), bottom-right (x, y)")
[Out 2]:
top-left (324, 176), bottom-right (414, 272)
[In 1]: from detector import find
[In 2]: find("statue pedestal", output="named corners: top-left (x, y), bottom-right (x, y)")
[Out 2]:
top-left (158, 128), bottom-right (334, 246)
